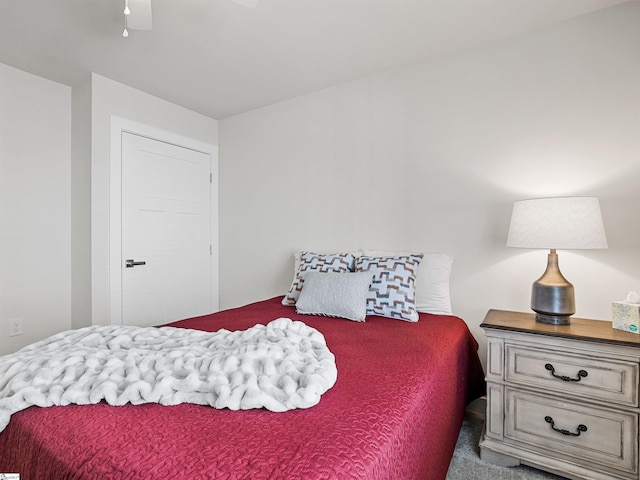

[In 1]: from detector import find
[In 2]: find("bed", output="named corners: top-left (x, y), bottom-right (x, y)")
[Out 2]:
top-left (0, 294), bottom-right (484, 479)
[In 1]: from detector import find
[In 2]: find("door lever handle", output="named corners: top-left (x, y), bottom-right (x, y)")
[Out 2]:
top-left (125, 259), bottom-right (147, 268)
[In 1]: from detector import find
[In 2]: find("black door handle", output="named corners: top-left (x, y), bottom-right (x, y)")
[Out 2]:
top-left (125, 259), bottom-right (147, 268)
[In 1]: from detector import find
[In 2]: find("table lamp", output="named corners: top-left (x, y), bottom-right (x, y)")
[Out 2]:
top-left (506, 197), bottom-right (607, 325)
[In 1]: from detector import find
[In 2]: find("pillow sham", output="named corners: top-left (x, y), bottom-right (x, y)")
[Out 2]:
top-left (362, 250), bottom-right (453, 314)
top-left (355, 254), bottom-right (423, 322)
top-left (296, 271), bottom-right (373, 322)
top-left (289, 250), bottom-right (361, 278)
top-left (282, 251), bottom-right (356, 306)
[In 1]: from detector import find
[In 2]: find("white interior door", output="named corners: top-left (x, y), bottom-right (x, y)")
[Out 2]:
top-left (121, 132), bottom-right (212, 327)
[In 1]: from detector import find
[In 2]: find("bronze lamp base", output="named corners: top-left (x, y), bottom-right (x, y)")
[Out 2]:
top-left (531, 249), bottom-right (575, 325)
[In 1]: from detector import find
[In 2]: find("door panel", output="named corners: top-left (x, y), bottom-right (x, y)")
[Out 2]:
top-left (121, 132), bottom-right (212, 327)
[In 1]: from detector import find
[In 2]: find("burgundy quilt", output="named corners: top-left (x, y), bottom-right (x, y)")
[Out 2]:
top-left (0, 297), bottom-right (484, 480)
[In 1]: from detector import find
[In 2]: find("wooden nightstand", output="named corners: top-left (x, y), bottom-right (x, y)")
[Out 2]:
top-left (480, 309), bottom-right (640, 480)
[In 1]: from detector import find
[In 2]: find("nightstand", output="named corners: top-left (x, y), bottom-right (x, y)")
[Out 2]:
top-left (480, 309), bottom-right (640, 480)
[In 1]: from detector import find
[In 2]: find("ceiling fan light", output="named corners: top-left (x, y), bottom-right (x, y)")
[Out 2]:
top-left (122, 27), bottom-right (129, 37)
top-left (124, 0), bottom-right (131, 15)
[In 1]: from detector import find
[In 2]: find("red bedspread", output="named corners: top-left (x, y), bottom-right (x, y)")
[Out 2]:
top-left (0, 297), bottom-right (484, 480)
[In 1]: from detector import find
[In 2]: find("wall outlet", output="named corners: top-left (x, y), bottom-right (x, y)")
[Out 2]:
top-left (9, 318), bottom-right (23, 336)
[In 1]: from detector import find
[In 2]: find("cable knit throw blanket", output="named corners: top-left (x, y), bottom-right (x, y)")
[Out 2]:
top-left (0, 318), bottom-right (337, 433)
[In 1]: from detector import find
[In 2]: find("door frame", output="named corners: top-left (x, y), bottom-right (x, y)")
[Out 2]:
top-left (108, 116), bottom-right (219, 325)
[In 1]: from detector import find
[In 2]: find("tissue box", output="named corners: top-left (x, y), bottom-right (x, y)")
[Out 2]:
top-left (612, 301), bottom-right (640, 333)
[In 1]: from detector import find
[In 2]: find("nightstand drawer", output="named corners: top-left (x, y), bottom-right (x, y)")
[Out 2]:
top-left (506, 388), bottom-right (638, 476)
top-left (506, 343), bottom-right (639, 407)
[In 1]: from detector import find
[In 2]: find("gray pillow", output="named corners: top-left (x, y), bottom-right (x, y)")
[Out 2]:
top-left (295, 271), bottom-right (373, 322)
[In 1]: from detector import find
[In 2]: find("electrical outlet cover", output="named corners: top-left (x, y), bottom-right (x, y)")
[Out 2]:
top-left (9, 318), bottom-right (23, 336)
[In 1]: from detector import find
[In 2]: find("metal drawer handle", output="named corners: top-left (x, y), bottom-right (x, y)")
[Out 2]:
top-left (544, 416), bottom-right (587, 437)
top-left (545, 363), bottom-right (588, 382)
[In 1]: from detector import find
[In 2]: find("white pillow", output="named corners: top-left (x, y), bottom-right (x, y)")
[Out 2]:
top-left (362, 250), bottom-right (453, 315)
top-left (296, 271), bottom-right (373, 322)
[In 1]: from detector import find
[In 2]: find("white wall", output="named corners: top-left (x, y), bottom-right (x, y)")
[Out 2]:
top-left (1, 67), bottom-right (219, 353)
top-left (219, 2), bottom-right (640, 362)
top-left (89, 73), bottom-right (219, 326)
top-left (71, 76), bottom-right (92, 330)
top-left (0, 63), bottom-right (72, 355)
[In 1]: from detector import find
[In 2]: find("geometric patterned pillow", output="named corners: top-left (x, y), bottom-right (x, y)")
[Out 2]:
top-left (354, 254), bottom-right (423, 322)
top-left (282, 252), bottom-right (356, 306)
top-left (362, 250), bottom-right (453, 314)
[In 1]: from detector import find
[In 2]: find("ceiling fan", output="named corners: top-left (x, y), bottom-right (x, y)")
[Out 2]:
top-left (122, 0), bottom-right (259, 37)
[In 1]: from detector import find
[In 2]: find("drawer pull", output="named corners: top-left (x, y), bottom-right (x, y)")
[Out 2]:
top-left (544, 416), bottom-right (588, 437)
top-left (545, 363), bottom-right (588, 382)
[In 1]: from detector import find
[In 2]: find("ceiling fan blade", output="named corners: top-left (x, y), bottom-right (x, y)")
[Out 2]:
top-left (230, 0), bottom-right (259, 8)
top-left (127, 0), bottom-right (153, 30)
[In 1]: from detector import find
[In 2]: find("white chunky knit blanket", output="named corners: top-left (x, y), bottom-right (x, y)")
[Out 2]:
top-left (0, 318), bottom-right (337, 433)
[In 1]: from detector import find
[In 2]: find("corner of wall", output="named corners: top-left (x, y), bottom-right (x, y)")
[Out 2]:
top-left (71, 76), bottom-right (93, 329)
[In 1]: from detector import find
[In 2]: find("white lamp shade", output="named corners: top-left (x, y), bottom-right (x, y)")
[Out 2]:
top-left (507, 197), bottom-right (608, 250)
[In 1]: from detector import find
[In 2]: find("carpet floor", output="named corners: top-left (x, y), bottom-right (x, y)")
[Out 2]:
top-left (446, 416), bottom-right (567, 480)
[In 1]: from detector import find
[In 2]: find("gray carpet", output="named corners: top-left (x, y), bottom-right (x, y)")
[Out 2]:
top-left (446, 416), bottom-right (567, 480)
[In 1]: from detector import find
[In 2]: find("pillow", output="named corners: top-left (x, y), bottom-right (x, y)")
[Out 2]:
top-left (362, 250), bottom-right (453, 314)
top-left (282, 252), bottom-right (356, 306)
top-left (355, 255), bottom-right (423, 322)
top-left (289, 250), bottom-right (361, 279)
top-left (295, 272), bottom-right (373, 322)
